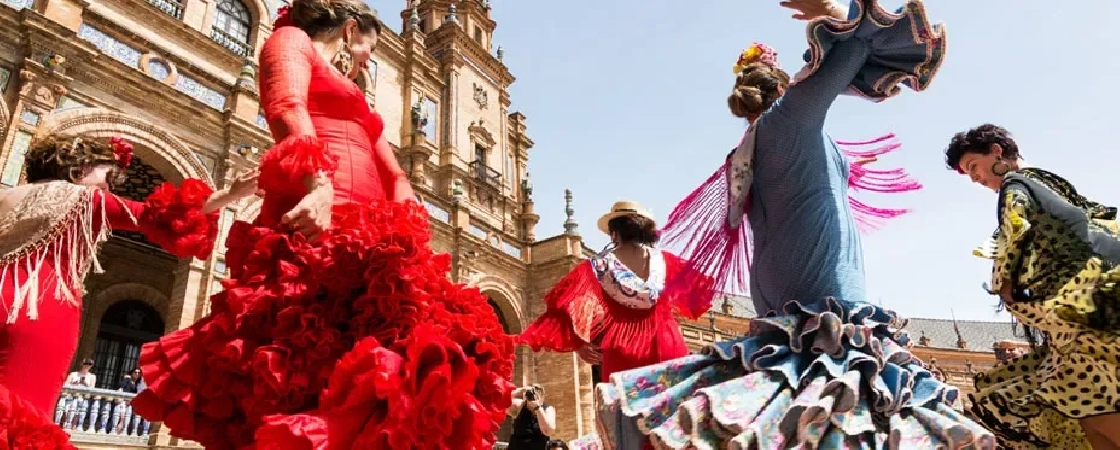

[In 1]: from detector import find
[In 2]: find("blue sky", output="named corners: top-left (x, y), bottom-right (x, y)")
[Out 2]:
top-left (371, 0), bottom-right (1120, 321)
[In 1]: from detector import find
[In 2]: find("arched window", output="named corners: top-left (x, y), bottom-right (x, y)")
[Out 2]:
top-left (91, 300), bottom-right (165, 389)
top-left (211, 0), bottom-right (253, 56)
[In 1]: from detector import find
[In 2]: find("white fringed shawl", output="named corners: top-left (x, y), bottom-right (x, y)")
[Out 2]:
top-left (0, 182), bottom-right (133, 323)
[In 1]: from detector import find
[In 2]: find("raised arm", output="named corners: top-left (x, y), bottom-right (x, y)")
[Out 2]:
top-left (773, 35), bottom-right (870, 125)
top-left (774, 0), bottom-right (946, 125)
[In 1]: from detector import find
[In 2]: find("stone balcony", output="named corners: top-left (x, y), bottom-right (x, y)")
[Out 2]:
top-left (54, 386), bottom-right (202, 449)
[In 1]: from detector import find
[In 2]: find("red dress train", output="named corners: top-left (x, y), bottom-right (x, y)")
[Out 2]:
top-left (0, 180), bottom-right (219, 449)
top-left (131, 18), bottom-right (516, 450)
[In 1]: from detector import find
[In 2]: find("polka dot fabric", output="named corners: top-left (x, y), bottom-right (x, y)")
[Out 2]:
top-left (969, 171), bottom-right (1120, 447)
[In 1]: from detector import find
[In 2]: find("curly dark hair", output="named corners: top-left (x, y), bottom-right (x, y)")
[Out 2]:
top-left (24, 134), bottom-right (121, 184)
top-left (288, 0), bottom-right (381, 37)
top-left (546, 440), bottom-right (569, 450)
top-left (607, 214), bottom-right (658, 246)
top-left (944, 124), bottom-right (1021, 171)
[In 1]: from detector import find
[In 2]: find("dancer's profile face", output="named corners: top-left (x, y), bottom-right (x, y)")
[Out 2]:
top-left (75, 163), bottom-right (118, 190)
top-left (341, 19), bottom-right (378, 80)
top-left (956, 144), bottom-right (1006, 192)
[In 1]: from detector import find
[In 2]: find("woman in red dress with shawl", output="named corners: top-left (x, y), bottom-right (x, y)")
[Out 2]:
top-left (520, 201), bottom-right (712, 449)
top-left (0, 133), bottom-right (250, 448)
top-left (130, 0), bottom-right (517, 448)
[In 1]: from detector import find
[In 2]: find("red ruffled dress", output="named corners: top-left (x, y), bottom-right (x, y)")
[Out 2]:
top-left (0, 179), bottom-right (218, 449)
top-left (521, 249), bottom-right (712, 381)
top-left (131, 13), bottom-right (516, 450)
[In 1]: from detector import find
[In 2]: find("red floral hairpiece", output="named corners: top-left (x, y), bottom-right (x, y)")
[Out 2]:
top-left (273, 5), bottom-right (293, 29)
top-left (109, 136), bottom-right (133, 168)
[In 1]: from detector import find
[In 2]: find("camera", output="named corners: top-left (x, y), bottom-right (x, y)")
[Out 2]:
top-left (525, 390), bottom-right (536, 401)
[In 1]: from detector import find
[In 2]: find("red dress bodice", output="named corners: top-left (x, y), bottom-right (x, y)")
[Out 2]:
top-left (257, 26), bottom-right (403, 227)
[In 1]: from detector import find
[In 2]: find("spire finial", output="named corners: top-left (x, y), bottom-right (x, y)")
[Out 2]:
top-left (445, 2), bottom-right (458, 23)
top-left (951, 309), bottom-right (967, 349)
top-left (563, 189), bottom-right (579, 235)
top-left (496, 45), bottom-right (504, 61)
top-left (409, 4), bottom-right (419, 29)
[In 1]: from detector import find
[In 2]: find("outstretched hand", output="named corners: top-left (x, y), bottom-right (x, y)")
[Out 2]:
top-left (779, 0), bottom-right (843, 21)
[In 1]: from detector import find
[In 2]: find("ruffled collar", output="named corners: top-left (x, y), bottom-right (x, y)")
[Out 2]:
top-left (589, 246), bottom-right (666, 309)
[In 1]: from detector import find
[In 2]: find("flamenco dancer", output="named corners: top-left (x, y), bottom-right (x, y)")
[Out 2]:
top-left (130, 0), bottom-right (517, 448)
top-left (589, 0), bottom-right (999, 448)
top-left (947, 124), bottom-right (1120, 449)
top-left (0, 132), bottom-right (253, 448)
top-left (519, 201), bottom-right (713, 449)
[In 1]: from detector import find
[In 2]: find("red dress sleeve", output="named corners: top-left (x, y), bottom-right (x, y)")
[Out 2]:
top-left (257, 27), bottom-right (339, 197)
top-left (519, 261), bottom-right (604, 353)
top-left (93, 180), bottom-right (220, 260)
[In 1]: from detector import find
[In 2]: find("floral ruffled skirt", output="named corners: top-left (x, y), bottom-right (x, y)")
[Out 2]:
top-left (593, 299), bottom-right (996, 449)
top-left (131, 200), bottom-right (516, 450)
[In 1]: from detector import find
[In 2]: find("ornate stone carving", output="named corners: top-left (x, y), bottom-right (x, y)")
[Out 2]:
top-left (473, 83), bottom-right (488, 109)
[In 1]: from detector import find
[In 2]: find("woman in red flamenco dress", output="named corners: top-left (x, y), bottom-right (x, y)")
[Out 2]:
top-left (130, 0), bottom-right (517, 448)
top-left (0, 133), bottom-right (253, 448)
top-left (519, 201), bottom-right (713, 449)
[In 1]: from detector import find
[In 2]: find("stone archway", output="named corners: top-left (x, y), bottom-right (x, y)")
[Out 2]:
top-left (475, 275), bottom-right (525, 334)
top-left (76, 283), bottom-right (170, 371)
top-left (37, 108), bottom-right (213, 185)
top-left (90, 300), bottom-right (165, 389)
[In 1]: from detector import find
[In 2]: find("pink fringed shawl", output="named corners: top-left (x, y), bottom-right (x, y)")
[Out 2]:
top-left (661, 126), bottom-right (920, 297)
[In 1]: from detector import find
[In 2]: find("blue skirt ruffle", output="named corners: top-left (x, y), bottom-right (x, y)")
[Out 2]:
top-left (593, 298), bottom-right (996, 449)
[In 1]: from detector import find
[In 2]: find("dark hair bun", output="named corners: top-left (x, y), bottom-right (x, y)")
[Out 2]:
top-left (607, 214), bottom-right (658, 245)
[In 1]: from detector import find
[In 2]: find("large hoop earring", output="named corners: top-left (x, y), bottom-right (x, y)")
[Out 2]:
top-left (991, 160), bottom-right (1010, 177)
top-left (67, 166), bottom-right (82, 183)
top-left (331, 39), bottom-right (354, 77)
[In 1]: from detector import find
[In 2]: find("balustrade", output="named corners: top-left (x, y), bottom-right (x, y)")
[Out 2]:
top-left (54, 386), bottom-right (150, 445)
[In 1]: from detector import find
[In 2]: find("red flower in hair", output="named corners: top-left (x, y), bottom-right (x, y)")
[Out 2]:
top-left (273, 6), bottom-right (293, 29)
top-left (109, 136), bottom-right (133, 168)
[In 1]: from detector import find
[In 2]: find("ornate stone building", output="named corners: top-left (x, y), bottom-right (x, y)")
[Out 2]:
top-left (0, 0), bottom-right (1028, 447)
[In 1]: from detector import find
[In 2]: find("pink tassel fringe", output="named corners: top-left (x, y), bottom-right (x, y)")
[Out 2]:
top-left (660, 163), bottom-right (751, 299)
top-left (841, 134), bottom-right (922, 233)
top-left (660, 134), bottom-right (922, 297)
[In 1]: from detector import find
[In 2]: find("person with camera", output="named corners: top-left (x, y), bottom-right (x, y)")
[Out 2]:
top-left (507, 385), bottom-right (556, 450)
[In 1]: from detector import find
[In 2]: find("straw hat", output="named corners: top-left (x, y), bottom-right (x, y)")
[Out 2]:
top-left (597, 200), bottom-right (655, 235)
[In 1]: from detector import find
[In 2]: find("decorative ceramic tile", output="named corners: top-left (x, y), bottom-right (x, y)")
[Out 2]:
top-left (54, 95), bottom-right (88, 112)
top-left (423, 201), bottom-right (450, 223)
top-left (173, 74), bottom-right (227, 110)
top-left (146, 59), bottom-right (171, 81)
top-left (1, 131), bottom-right (33, 186)
top-left (1, 0), bottom-right (35, 10)
top-left (256, 111), bottom-right (267, 129)
top-left (502, 242), bottom-right (522, 259)
top-left (78, 24), bottom-right (142, 68)
top-left (19, 110), bottom-right (39, 126)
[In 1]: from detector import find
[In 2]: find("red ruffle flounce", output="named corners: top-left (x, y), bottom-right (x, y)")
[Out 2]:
top-left (132, 200), bottom-right (516, 449)
top-left (138, 179), bottom-right (220, 260)
top-left (0, 384), bottom-right (75, 449)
